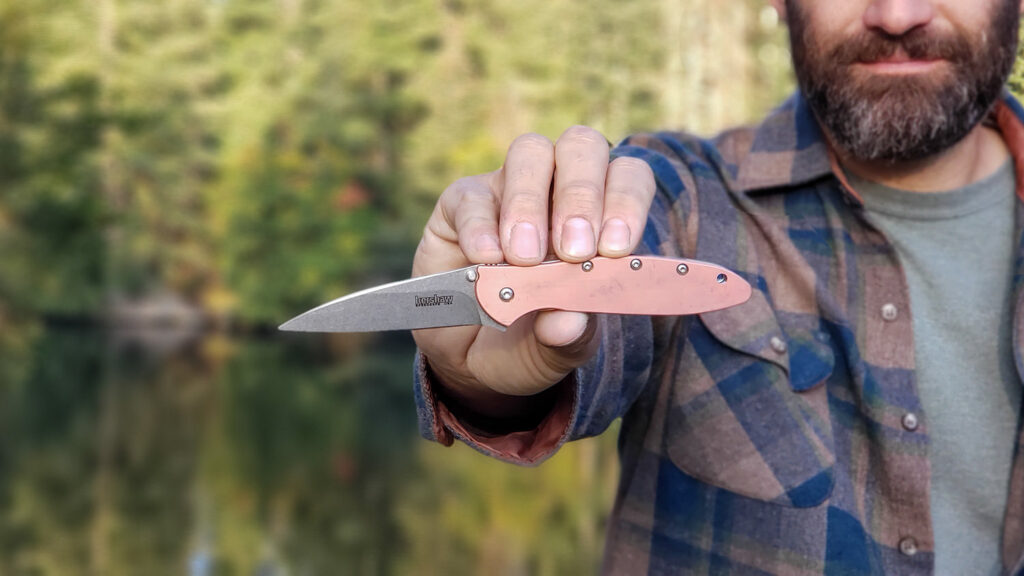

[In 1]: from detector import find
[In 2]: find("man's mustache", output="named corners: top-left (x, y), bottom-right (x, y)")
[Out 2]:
top-left (830, 29), bottom-right (972, 65)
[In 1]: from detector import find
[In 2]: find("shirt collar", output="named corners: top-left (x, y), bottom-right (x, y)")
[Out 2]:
top-left (735, 90), bottom-right (1024, 202)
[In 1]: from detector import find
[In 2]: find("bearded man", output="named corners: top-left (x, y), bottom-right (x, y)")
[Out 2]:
top-left (411, 1), bottom-right (1024, 573)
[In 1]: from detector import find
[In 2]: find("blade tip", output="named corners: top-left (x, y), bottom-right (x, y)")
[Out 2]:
top-left (278, 318), bottom-right (302, 332)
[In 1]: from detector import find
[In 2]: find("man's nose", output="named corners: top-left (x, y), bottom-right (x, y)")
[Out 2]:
top-left (863, 0), bottom-right (935, 36)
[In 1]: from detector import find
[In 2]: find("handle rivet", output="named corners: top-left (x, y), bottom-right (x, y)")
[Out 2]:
top-left (676, 263), bottom-right (689, 275)
top-left (466, 268), bottom-right (478, 282)
top-left (582, 261), bottom-right (594, 272)
top-left (499, 287), bottom-right (515, 302)
top-left (630, 258), bottom-right (642, 270)
top-left (716, 273), bottom-right (727, 284)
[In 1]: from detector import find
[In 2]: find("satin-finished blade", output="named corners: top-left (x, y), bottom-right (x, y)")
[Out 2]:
top-left (278, 266), bottom-right (504, 333)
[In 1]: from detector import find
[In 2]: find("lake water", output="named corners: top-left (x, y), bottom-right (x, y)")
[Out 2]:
top-left (0, 324), bottom-right (618, 575)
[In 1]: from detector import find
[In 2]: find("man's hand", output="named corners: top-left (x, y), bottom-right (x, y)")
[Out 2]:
top-left (412, 126), bottom-right (655, 420)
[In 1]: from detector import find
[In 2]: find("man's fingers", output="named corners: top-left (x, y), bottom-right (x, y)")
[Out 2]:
top-left (599, 156), bottom-right (656, 257)
top-left (415, 174), bottom-right (500, 277)
top-left (551, 126), bottom-right (610, 262)
top-left (500, 133), bottom-right (555, 265)
top-left (450, 179), bottom-right (504, 264)
top-left (414, 127), bottom-right (622, 401)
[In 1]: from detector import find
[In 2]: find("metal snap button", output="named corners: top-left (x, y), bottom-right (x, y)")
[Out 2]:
top-left (769, 336), bottom-right (787, 354)
top-left (901, 412), bottom-right (919, 432)
top-left (898, 537), bottom-right (918, 557)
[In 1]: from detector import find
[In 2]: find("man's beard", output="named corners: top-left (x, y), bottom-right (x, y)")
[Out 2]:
top-left (787, 0), bottom-right (1020, 163)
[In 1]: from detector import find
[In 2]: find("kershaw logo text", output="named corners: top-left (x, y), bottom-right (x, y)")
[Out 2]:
top-left (415, 294), bottom-right (455, 307)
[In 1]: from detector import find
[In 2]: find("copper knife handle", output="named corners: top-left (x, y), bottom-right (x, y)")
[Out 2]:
top-left (474, 256), bottom-right (752, 327)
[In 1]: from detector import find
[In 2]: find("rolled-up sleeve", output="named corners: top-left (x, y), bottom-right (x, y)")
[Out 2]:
top-left (411, 309), bottom-right (656, 465)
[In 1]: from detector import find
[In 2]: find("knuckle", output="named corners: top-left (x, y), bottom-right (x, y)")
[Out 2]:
top-left (609, 158), bottom-right (655, 194)
top-left (606, 194), bottom-right (648, 218)
top-left (444, 175), bottom-right (480, 199)
top-left (511, 132), bottom-right (554, 154)
top-left (501, 191), bottom-right (545, 216)
top-left (604, 183), bottom-right (652, 212)
top-left (558, 125), bottom-right (606, 148)
top-left (440, 181), bottom-right (460, 200)
top-left (459, 185), bottom-right (497, 206)
top-left (499, 191), bottom-right (548, 220)
top-left (606, 182), bottom-right (652, 210)
top-left (505, 163), bottom-right (545, 188)
top-left (455, 209), bottom-right (497, 237)
top-left (458, 210), bottom-right (497, 229)
top-left (605, 179), bottom-right (649, 201)
top-left (558, 180), bottom-right (604, 203)
top-left (611, 156), bottom-right (653, 177)
top-left (418, 226), bottom-right (452, 255)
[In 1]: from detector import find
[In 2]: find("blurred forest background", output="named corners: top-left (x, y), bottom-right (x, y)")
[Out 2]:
top-left (0, 1), bottom-right (1018, 575)
top-left (0, 0), bottom-right (796, 329)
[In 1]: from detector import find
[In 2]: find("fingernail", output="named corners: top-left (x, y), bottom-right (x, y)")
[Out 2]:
top-left (476, 233), bottom-right (501, 255)
top-left (600, 218), bottom-right (630, 253)
top-left (511, 222), bottom-right (541, 260)
top-left (561, 217), bottom-right (595, 258)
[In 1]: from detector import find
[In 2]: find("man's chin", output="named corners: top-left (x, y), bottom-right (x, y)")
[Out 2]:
top-left (815, 79), bottom-right (970, 162)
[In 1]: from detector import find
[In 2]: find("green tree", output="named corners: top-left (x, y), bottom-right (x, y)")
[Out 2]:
top-left (96, 0), bottom-right (225, 302)
top-left (0, 0), bottom-right (106, 316)
top-left (210, 0), bottom-right (435, 325)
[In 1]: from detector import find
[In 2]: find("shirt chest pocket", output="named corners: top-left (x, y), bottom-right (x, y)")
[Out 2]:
top-left (660, 290), bottom-right (836, 508)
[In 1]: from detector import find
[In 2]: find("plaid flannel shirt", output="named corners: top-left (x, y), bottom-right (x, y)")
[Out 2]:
top-left (414, 92), bottom-right (1024, 575)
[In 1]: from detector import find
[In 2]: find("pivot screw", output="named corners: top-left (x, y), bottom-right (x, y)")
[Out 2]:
top-left (466, 268), bottom-right (478, 282)
top-left (630, 258), bottom-right (642, 270)
top-left (716, 273), bottom-right (727, 284)
top-left (582, 261), bottom-right (594, 272)
top-left (676, 263), bottom-right (689, 275)
top-left (499, 287), bottom-right (515, 302)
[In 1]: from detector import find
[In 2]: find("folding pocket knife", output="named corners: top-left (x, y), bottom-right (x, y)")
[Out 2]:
top-left (279, 256), bottom-right (751, 333)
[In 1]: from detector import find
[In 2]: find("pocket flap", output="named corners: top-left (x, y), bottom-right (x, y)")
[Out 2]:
top-left (700, 282), bottom-right (789, 372)
top-left (663, 313), bottom-right (835, 507)
top-left (700, 285), bottom-right (834, 393)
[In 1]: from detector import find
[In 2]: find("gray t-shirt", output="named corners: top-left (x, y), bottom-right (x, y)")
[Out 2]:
top-left (847, 161), bottom-right (1021, 575)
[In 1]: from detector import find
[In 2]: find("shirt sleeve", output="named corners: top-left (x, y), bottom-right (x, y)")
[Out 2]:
top-left (412, 352), bottom-right (577, 464)
top-left (411, 312), bottom-right (655, 465)
top-left (411, 134), bottom-right (696, 465)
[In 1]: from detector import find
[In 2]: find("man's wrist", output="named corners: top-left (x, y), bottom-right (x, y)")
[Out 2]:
top-left (425, 359), bottom-right (567, 436)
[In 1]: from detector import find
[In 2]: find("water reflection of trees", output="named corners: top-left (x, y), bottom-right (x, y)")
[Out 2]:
top-left (0, 327), bottom-right (618, 574)
top-left (0, 326), bottom-right (214, 575)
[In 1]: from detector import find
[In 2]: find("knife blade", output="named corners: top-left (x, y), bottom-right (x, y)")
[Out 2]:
top-left (278, 256), bottom-right (751, 333)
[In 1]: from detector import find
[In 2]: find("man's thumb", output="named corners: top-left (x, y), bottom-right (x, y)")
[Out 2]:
top-left (533, 311), bottom-right (599, 370)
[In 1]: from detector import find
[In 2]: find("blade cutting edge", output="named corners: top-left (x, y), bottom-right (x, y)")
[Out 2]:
top-left (278, 266), bottom-right (505, 333)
